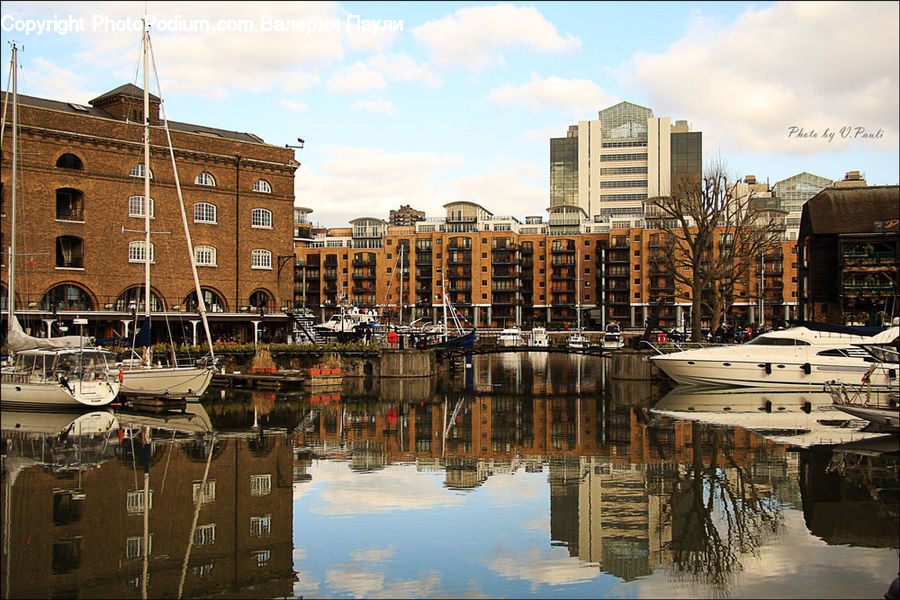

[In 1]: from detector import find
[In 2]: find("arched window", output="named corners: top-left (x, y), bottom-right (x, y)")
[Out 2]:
top-left (56, 236), bottom-right (84, 269)
top-left (128, 195), bottom-right (154, 218)
top-left (56, 188), bottom-right (84, 221)
top-left (128, 241), bottom-right (155, 264)
top-left (252, 179), bottom-right (272, 193)
top-left (251, 208), bottom-right (272, 229)
top-left (194, 245), bottom-right (217, 267)
top-left (56, 153), bottom-right (83, 170)
top-left (115, 286), bottom-right (164, 312)
top-left (193, 202), bottom-right (217, 224)
top-left (249, 290), bottom-right (271, 310)
top-left (129, 163), bottom-right (153, 179)
top-left (41, 284), bottom-right (92, 311)
top-left (194, 172), bottom-right (216, 187)
top-left (184, 288), bottom-right (226, 313)
top-left (251, 249), bottom-right (272, 270)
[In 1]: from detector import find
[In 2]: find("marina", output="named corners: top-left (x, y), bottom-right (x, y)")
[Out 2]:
top-left (0, 4), bottom-right (897, 600)
top-left (2, 352), bottom-right (897, 599)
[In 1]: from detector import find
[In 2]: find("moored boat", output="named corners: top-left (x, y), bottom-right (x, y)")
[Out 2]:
top-left (649, 322), bottom-right (899, 390)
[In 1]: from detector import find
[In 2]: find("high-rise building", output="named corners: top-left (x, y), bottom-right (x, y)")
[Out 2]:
top-left (549, 101), bottom-right (701, 228)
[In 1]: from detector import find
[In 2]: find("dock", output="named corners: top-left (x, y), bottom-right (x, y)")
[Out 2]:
top-left (211, 369), bottom-right (342, 390)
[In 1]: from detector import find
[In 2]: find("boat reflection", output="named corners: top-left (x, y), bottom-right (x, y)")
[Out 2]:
top-left (651, 385), bottom-right (891, 447)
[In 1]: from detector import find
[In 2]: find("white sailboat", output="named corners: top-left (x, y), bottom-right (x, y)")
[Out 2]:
top-left (566, 246), bottom-right (590, 350)
top-left (117, 20), bottom-right (216, 401)
top-left (1, 44), bottom-right (120, 408)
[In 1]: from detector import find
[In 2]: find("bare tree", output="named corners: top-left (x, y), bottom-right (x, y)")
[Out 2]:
top-left (648, 163), bottom-right (785, 341)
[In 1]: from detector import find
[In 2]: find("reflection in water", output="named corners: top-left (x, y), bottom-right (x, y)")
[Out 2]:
top-left (2, 353), bottom-right (897, 599)
top-left (1, 406), bottom-right (295, 599)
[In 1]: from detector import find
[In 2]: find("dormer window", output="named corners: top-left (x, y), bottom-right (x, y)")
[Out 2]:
top-left (194, 172), bottom-right (216, 187)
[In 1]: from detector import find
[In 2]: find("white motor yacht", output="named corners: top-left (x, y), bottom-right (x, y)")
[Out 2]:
top-left (649, 323), bottom-right (899, 390)
top-left (498, 327), bottom-right (523, 347)
top-left (528, 327), bottom-right (550, 348)
top-left (566, 332), bottom-right (591, 350)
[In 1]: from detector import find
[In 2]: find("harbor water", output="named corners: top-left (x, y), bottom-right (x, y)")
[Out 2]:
top-left (1, 352), bottom-right (897, 599)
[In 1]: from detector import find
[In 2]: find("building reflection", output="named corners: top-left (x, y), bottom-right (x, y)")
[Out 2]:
top-left (1, 408), bottom-right (295, 599)
top-left (289, 387), bottom-right (898, 585)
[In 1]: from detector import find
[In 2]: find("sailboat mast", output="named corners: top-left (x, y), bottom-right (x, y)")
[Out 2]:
top-left (142, 19), bottom-right (152, 322)
top-left (7, 44), bottom-right (18, 330)
top-left (399, 245), bottom-right (404, 326)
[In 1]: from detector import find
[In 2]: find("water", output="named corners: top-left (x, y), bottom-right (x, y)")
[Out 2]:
top-left (2, 352), bottom-right (897, 599)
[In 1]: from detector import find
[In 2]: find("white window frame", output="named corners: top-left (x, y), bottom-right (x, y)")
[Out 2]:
top-left (127, 489), bottom-right (153, 514)
top-left (251, 208), bottom-right (273, 229)
top-left (128, 195), bottom-right (154, 219)
top-left (129, 164), bottom-right (153, 179)
top-left (250, 515), bottom-right (271, 538)
top-left (252, 179), bottom-right (272, 193)
top-left (128, 241), bottom-right (155, 264)
top-left (194, 172), bottom-right (216, 187)
top-left (250, 474), bottom-right (272, 497)
top-left (126, 535), bottom-right (152, 559)
top-left (193, 523), bottom-right (216, 545)
top-left (193, 202), bottom-right (217, 224)
top-left (194, 245), bottom-right (217, 267)
top-left (251, 249), bottom-right (272, 270)
top-left (192, 480), bottom-right (217, 504)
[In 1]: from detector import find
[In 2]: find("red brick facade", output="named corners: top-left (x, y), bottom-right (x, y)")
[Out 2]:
top-left (1, 87), bottom-right (298, 342)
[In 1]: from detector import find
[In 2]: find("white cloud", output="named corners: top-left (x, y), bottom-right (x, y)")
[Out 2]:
top-left (24, 57), bottom-right (97, 104)
top-left (281, 99), bottom-right (309, 112)
top-left (488, 73), bottom-right (616, 117)
top-left (5, 2), bottom-right (350, 98)
top-left (327, 61), bottom-right (387, 94)
top-left (622, 1), bottom-right (899, 156)
top-left (283, 71), bottom-right (321, 93)
top-left (367, 52), bottom-right (441, 88)
top-left (489, 547), bottom-right (601, 592)
top-left (413, 4), bottom-right (581, 70)
top-left (295, 149), bottom-right (545, 227)
top-left (448, 161), bottom-right (547, 216)
top-left (351, 99), bottom-right (398, 115)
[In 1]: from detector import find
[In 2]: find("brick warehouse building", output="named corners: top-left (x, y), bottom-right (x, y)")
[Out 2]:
top-left (1, 85), bottom-right (298, 344)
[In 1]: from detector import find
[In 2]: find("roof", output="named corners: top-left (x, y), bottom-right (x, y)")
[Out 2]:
top-left (90, 83), bottom-right (160, 105)
top-left (2, 88), bottom-right (267, 144)
top-left (799, 186), bottom-right (900, 236)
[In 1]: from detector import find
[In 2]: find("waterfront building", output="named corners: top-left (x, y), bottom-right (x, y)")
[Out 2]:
top-left (389, 204), bottom-right (426, 227)
top-left (0, 85), bottom-right (298, 344)
top-left (295, 197), bottom-right (798, 332)
top-left (797, 185), bottom-right (899, 325)
top-left (550, 101), bottom-right (702, 228)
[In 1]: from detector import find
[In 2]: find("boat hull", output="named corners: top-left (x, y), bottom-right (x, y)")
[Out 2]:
top-left (119, 366), bottom-right (214, 399)
top-left (650, 354), bottom-right (897, 389)
top-left (834, 404), bottom-right (900, 431)
top-left (1, 377), bottom-right (119, 408)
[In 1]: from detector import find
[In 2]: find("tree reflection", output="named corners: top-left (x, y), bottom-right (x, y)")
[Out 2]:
top-left (669, 423), bottom-right (783, 592)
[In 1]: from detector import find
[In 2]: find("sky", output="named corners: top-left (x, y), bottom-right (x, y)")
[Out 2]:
top-left (2, 1), bottom-right (898, 228)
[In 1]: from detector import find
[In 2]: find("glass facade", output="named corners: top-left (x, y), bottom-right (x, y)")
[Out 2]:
top-left (670, 131), bottom-right (702, 183)
top-left (598, 102), bottom-right (652, 140)
top-left (550, 137), bottom-right (578, 207)
top-left (774, 172), bottom-right (833, 213)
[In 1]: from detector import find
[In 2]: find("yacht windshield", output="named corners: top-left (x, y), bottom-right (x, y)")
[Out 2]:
top-left (745, 337), bottom-right (810, 346)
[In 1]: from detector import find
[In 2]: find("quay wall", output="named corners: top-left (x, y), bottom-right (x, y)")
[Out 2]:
top-left (213, 349), bottom-right (434, 379)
